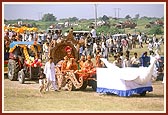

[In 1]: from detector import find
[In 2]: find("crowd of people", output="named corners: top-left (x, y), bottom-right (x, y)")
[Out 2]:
top-left (4, 25), bottom-right (164, 93)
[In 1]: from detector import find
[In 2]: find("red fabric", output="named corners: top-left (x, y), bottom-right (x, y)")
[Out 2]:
top-left (65, 46), bottom-right (72, 52)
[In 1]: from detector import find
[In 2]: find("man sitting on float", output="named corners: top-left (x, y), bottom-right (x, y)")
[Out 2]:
top-left (75, 55), bottom-right (96, 80)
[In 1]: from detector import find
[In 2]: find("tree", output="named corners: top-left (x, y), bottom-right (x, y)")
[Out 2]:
top-left (4, 19), bottom-right (7, 23)
top-left (149, 26), bottom-right (163, 35)
top-left (102, 15), bottom-right (109, 22)
top-left (135, 14), bottom-right (140, 19)
top-left (42, 13), bottom-right (56, 22)
top-left (69, 17), bottom-right (78, 22)
top-left (125, 15), bottom-right (131, 19)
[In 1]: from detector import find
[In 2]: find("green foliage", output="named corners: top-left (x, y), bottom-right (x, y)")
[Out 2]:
top-left (149, 26), bottom-right (164, 35)
top-left (102, 15), bottom-right (109, 22)
top-left (4, 17), bottom-right (164, 36)
top-left (4, 19), bottom-right (7, 23)
top-left (69, 17), bottom-right (78, 22)
top-left (42, 13), bottom-right (56, 22)
top-left (135, 14), bottom-right (140, 19)
top-left (96, 25), bottom-right (122, 35)
top-left (125, 15), bottom-right (131, 19)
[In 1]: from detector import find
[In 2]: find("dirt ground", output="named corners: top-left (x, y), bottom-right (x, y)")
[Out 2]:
top-left (3, 76), bottom-right (165, 112)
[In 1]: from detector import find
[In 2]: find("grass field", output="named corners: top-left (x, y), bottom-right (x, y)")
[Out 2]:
top-left (3, 43), bottom-right (165, 112)
top-left (3, 79), bottom-right (165, 112)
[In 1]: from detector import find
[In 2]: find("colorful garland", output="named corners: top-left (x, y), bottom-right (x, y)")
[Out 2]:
top-left (9, 44), bottom-right (42, 67)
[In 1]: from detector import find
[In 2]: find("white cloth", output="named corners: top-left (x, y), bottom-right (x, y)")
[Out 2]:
top-left (98, 58), bottom-right (157, 92)
top-left (91, 29), bottom-right (97, 38)
top-left (148, 43), bottom-right (153, 51)
top-left (43, 44), bottom-right (49, 53)
top-left (131, 57), bottom-right (140, 65)
top-left (44, 62), bottom-right (56, 81)
top-left (123, 58), bottom-right (131, 68)
top-left (138, 35), bottom-right (142, 43)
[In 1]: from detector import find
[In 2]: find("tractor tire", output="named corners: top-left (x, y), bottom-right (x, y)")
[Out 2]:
top-left (79, 81), bottom-right (88, 90)
top-left (18, 69), bottom-right (25, 84)
top-left (8, 59), bottom-right (20, 81)
top-left (91, 80), bottom-right (97, 91)
top-left (140, 91), bottom-right (146, 96)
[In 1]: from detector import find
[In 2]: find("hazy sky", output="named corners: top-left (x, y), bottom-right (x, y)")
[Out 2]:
top-left (3, 2), bottom-right (165, 20)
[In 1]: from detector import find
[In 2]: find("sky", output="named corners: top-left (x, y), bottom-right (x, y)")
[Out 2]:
top-left (3, 2), bottom-right (165, 20)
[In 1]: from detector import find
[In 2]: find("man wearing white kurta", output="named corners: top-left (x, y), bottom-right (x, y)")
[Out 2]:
top-left (44, 57), bottom-right (57, 91)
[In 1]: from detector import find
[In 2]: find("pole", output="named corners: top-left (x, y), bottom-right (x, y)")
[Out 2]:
top-left (95, 4), bottom-right (97, 29)
top-left (114, 8), bottom-right (117, 19)
top-left (117, 8), bottom-right (121, 19)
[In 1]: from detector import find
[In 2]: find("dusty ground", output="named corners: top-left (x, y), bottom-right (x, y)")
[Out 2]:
top-left (3, 76), bottom-right (165, 112)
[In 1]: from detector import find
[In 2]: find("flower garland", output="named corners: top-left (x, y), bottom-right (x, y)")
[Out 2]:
top-left (30, 45), bottom-right (38, 59)
top-left (9, 45), bottom-right (17, 53)
top-left (9, 44), bottom-right (42, 67)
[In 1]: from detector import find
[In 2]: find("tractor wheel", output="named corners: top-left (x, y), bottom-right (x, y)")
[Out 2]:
top-left (18, 69), bottom-right (25, 84)
top-left (140, 91), bottom-right (146, 96)
top-left (66, 79), bottom-right (75, 91)
top-left (91, 80), bottom-right (97, 91)
top-left (79, 81), bottom-right (88, 90)
top-left (8, 59), bottom-right (20, 81)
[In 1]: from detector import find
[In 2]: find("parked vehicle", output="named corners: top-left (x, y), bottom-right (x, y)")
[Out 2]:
top-left (8, 41), bottom-right (42, 84)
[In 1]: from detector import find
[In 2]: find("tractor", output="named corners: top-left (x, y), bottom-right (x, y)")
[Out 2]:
top-left (7, 41), bottom-right (42, 84)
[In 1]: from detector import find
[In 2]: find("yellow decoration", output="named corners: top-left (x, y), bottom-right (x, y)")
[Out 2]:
top-left (30, 45), bottom-right (38, 59)
top-left (9, 44), bottom-right (39, 66)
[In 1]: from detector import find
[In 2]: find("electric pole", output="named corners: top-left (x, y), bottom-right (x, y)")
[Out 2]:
top-left (94, 4), bottom-right (97, 29)
top-left (117, 8), bottom-right (121, 19)
top-left (114, 8), bottom-right (121, 19)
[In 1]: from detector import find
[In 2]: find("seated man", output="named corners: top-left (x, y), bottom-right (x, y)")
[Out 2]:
top-left (95, 53), bottom-right (104, 68)
top-left (78, 55), bottom-right (86, 69)
top-left (113, 56), bottom-right (123, 68)
top-left (66, 58), bottom-right (78, 71)
top-left (75, 55), bottom-right (96, 79)
top-left (61, 56), bottom-right (69, 74)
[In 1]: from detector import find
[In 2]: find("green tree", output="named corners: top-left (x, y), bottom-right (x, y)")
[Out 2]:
top-left (4, 19), bottom-right (7, 23)
top-left (96, 25), bottom-right (120, 35)
top-left (125, 15), bottom-right (131, 19)
top-left (42, 13), bottom-right (56, 22)
top-left (102, 15), bottom-right (109, 22)
top-left (69, 17), bottom-right (78, 22)
top-left (135, 14), bottom-right (140, 19)
top-left (149, 26), bottom-right (163, 35)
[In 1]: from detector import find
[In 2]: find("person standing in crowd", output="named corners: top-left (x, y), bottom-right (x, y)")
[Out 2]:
top-left (152, 34), bottom-right (156, 44)
top-left (148, 41), bottom-right (154, 55)
top-left (101, 42), bottom-right (108, 60)
top-left (154, 38), bottom-right (161, 54)
top-left (44, 57), bottom-right (58, 92)
top-left (90, 26), bottom-right (97, 42)
top-left (43, 42), bottom-right (50, 61)
top-left (92, 41), bottom-right (98, 58)
top-left (138, 32), bottom-right (143, 48)
top-left (139, 51), bottom-right (150, 67)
